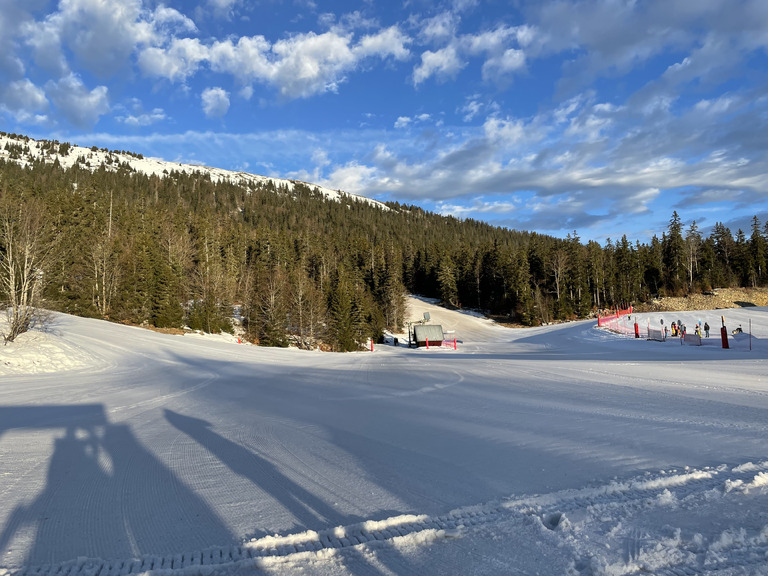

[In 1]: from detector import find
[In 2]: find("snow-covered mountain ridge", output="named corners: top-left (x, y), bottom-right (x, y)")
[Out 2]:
top-left (0, 132), bottom-right (389, 211)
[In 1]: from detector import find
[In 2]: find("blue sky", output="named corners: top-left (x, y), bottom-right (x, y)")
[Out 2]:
top-left (2, 0), bottom-right (768, 243)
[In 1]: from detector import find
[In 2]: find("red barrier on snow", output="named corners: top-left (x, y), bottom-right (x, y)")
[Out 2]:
top-left (597, 306), bottom-right (633, 324)
top-left (597, 306), bottom-right (638, 337)
top-left (721, 326), bottom-right (729, 349)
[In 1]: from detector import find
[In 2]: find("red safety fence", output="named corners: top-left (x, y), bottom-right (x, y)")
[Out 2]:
top-left (441, 338), bottom-right (458, 350)
top-left (599, 314), bottom-right (645, 338)
top-left (423, 337), bottom-right (458, 350)
top-left (596, 306), bottom-right (651, 339)
top-left (596, 306), bottom-right (633, 328)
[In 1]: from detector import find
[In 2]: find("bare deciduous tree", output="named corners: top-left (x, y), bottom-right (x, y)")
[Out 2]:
top-left (549, 249), bottom-right (569, 301)
top-left (290, 264), bottom-right (326, 350)
top-left (0, 197), bottom-right (56, 343)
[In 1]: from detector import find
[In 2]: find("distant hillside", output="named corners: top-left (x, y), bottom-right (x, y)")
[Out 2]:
top-left (0, 132), bottom-right (389, 212)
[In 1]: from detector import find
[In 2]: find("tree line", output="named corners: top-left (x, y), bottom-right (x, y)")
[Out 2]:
top-left (1, 154), bottom-right (767, 348)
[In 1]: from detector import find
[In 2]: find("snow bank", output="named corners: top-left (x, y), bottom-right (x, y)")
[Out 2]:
top-left (0, 317), bottom-right (93, 374)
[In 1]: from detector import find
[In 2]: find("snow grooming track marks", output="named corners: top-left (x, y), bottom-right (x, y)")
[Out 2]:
top-left (6, 460), bottom-right (768, 576)
top-left (3, 513), bottom-right (467, 576)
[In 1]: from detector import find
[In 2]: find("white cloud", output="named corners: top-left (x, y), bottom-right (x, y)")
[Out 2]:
top-left (288, 148), bottom-right (332, 184)
top-left (16, 0), bottom-right (197, 82)
top-left (207, 0), bottom-right (239, 19)
top-left (460, 97), bottom-right (483, 122)
top-left (321, 162), bottom-right (378, 194)
top-left (201, 87), bottom-right (230, 118)
top-left (117, 108), bottom-right (167, 127)
top-left (514, 25), bottom-right (538, 49)
top-left (46, 73), bottom-right (109, 128)
top-left (316, 84), bottom-right (768, 236)
top-left (413, 46), bottom-right (464, 85)
top-left (465, 26), bottom-right (533, 82)
top-left (209, 27), bottom-right (411, 100)
top-left (27, 0), bottom-right (154, 77)
top-left (209, 32), bottom-right (358, 98)
top-left (354, 26), bottom-right (410, 60)
top-left (481, 48), bottom-right (525, 80)
top-left (151, 5), bottom-right (198, 35)
top-left (419, 12), bottom-right (459, 43)
top-left (0, 2), bottom-right (29, 77)
top-left (139, 38), bottom-right (208, 82)
top-left (209, 36), bottom-right (272, 81)
top-left (529, 0), bottom-right (768, 96)
top-left (694, 96), bottom-right (736, 115)
top-left (22, 17), bottom-right (68, 76)
top-left (239, 85), bottom-right (254, 100)
top-left (564, 102), bottom-right (620, 143)
top-left (5, 0), bottom-right (200, 100)
top-left (394, 114), bottom-right (430, 129)
top-left (483, 116), bottom-right (526, 144)
top-left (270, 32), bottom-right (357, 97)
top-left (465, 26), bottom-right (515, 54)
top-left (615, 188), bottom-right (660, 214)
top-left (311, 148), bottom-right (330, 167)
top-left (451, 0), bottom-right (479, 12)
top-left (2, 79), bottom-right (48, 115)
top-left (412, 24), bottom-right (535, 86)
top-left (436, 198), bottom-right (520, 218)
top-left (535, 0), bottom-right (675, 76)
top-left (7, 3), bottom-right (411, 107)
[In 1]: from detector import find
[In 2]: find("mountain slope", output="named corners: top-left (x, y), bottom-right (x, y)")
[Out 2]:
top-left (0, 132), bottom-right (389, 211)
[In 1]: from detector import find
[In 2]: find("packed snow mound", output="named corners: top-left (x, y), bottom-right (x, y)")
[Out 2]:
top-left (0, 317), bottom-right (94, 374)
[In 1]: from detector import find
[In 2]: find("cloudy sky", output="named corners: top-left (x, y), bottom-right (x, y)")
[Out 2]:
top-left (2, 0), bottom-right (768, 242)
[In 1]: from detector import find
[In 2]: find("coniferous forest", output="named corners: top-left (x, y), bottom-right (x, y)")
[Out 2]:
top-left (1, 137), bottom-right (768, 350)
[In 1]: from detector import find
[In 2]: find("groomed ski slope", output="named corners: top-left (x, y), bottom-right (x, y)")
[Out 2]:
top-left (1, 298), bottom-right (767, 576)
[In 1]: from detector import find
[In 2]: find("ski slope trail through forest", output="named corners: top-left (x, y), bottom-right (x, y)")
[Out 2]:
top-left (1, 298), bottom-right (767, 575)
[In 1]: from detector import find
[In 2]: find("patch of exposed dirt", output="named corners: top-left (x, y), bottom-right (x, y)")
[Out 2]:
top-left (634, 287), bottom-right (768, 313)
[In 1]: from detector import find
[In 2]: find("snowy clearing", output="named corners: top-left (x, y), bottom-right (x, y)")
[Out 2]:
top-left (1, 300), bottom-right (767, 576)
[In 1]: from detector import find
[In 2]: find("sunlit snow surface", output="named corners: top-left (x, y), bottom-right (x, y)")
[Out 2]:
top-left (1, 299), bottom-right (767, 576)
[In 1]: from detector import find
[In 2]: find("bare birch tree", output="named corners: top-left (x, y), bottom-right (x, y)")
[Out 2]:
top-left (0, 197), bottom-right (56, 343)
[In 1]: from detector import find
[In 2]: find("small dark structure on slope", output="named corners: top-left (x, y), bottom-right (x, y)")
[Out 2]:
top-left (411, 324), bottom-right (444, 347)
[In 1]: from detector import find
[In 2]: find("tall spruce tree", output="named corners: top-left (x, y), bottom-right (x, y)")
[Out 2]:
top-left (749, 216), bottom-right (766, 287)
top-left (663, 211), bottom-right (686, 294)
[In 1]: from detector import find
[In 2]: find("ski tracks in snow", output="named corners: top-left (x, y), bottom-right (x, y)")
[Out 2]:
top-left (5, 460), bottom-right (768, 576)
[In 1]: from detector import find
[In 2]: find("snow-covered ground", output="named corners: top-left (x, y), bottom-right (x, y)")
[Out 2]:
top-left (1, 300), bottom-right (767, 576)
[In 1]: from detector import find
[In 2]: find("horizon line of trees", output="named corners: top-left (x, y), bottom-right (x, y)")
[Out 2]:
top-left (1, 156), bottom-right (767, 348)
